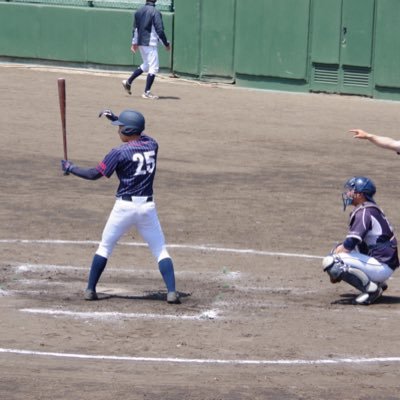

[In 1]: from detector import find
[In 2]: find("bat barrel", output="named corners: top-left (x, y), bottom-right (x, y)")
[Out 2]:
top-left (57, 78), bottom-right (68, 161)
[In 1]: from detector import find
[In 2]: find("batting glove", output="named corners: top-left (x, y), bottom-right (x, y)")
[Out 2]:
top-left (98, 109), bottom-right (118, 121)
top-left (61, 159), bottom-right (75, 175)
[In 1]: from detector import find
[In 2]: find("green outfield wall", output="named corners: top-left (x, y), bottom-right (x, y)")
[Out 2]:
top-left (1, 0), bottom-right (400, 100)
top-left (173, 0), bottom-right (235, 82)
top-left (0, 2), bottom-right (172, 69)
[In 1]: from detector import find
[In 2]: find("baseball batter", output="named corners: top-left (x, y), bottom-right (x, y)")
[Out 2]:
top-left (322, 176), bottom-right (399, 305)
top-left (61, 109), bottom-right (180, 304)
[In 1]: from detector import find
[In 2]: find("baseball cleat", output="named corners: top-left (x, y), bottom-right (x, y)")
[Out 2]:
top-left (354, 287), bottom-right (383, 305)
top-left (354, 292), bottom-right (369, 304)
top-left (142, 91), bottom-right (158, 100)
top-left (167, 291), bottom-right (181, 304)
top-left (122, 80), bottom-right (132, 95)
top-left (84, 289), bottom-right (98, 301)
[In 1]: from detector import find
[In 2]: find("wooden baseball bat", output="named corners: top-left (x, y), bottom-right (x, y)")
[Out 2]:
top-left (57, 78), bottom-right (68, 161)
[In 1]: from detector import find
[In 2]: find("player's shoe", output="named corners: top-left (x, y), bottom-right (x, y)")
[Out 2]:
top-left (167, 291), bottom-right (181, 304)
top-left (84, 289), bottom-right (98, 301)
top-left (354, 287), bottom-right (383, 305)
top-left (142, 91), bottom-right (159, 100)
top-left (122, 80), bottom-right (132, 95)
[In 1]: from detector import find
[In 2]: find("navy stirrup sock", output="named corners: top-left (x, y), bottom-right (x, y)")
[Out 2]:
top-left (158, 257), bottom-right (176, 292)
top-left (87, 254), bottom-right (107, 291)
top-left (145, 73), bottom-right (156, 92)
top-left (128, 67), bottom-right (143, 84)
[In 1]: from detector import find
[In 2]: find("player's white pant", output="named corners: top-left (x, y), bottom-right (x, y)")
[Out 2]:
top-left (139, 46), bottom-right (159, 75)
top-left (338, 251), bottom-right (394, 283)
top-left (96, 198), bottom-right (170, 261)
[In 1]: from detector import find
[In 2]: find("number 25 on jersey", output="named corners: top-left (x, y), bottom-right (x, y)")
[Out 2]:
top-left (133, 150), bottom-right (156, 176)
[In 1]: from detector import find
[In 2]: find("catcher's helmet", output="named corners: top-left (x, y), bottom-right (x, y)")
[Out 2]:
top-left (342, 176), bottom-right (376, 210)
top-left (112, 109), bottom-right (145, 136)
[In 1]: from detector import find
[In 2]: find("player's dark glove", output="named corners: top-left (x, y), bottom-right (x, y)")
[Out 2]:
top-left (61, 159), bottom-right (75, 175)
top-left (98, 109), bottom-right (118, 121)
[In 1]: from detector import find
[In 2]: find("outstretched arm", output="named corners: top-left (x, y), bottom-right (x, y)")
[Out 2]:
top-left (61, 160), bottom-right (102, 180)
top-left (349, 129), bottom-right (400, 153)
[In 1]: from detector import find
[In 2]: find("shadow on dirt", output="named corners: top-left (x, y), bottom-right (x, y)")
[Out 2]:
top-left (158, 96), bottom-right (180, 100)
top-left (95, 291), bottom-right (191, 302)
top-left (331, 293), bottom-right (400, 305)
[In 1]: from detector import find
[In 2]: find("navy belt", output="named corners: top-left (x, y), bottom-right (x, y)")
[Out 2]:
top-left (121, 195), bottom-right (153, 202)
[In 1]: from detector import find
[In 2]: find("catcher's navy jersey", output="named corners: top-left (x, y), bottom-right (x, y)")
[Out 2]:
top-left (96, 134), bottom-right (158, 197)
top-left (347, 202), bottom-right (399, 269)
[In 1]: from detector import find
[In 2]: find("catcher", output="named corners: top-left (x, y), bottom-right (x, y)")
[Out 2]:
top-left (322, 176), bottom-right (399, 305)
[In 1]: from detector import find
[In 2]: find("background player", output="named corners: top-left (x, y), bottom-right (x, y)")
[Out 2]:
top-left (122, 0), bottom-right (171, 99)
top-left (61, 108), bottom-right (180, 304)
top-left (322, 176), bottom-right (399, 305)
top-left (349, 128), bottom-right (400, 154)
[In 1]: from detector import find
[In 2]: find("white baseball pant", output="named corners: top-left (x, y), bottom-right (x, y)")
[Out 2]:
top-left (139, 46), bottom-right (160, 75)
top-left (96, 198), bottom-right (170, 261)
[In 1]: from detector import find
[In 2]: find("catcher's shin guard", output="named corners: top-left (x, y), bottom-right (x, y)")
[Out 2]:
top-left (341, 267), bottom-right (378, 294)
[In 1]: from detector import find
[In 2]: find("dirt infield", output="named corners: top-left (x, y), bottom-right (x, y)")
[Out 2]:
top-left (1, 64), bottom-right (400, 399)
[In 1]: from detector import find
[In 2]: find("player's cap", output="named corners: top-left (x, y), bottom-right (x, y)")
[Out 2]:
top-left (112, 109), bottom-right (145, 135)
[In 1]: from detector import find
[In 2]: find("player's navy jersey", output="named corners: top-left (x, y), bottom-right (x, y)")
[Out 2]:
top-left (133, 2), bottom-right (169, 47)
top-left (346, 202), bottom-right (399, 269)
top-left (96, 134), bottom-right (158, 197)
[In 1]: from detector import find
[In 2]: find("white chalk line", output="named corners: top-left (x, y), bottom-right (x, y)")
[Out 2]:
top-left (0, 239), bottom-right (322, 259)
top-left (20, 308), bottom-right (219, 321)
top-left (0, 347), bottom-right (399, 366)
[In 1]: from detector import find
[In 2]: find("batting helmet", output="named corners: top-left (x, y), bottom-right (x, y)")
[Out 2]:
top-left (112, 109), bottom-right (145, 136)
top-left (342, 176), bottom-right (376, 210)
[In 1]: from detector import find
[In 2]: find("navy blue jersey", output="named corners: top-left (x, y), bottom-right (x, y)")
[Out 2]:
top-left (96, 134), bottom-right (158, 197)
top-left (133, 2), bottom-right (169, 47)
top-left (346, 202), bottom-right (399, 269)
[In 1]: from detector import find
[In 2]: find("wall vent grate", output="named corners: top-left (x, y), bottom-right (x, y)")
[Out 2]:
top-left (313, 64), bottom-right (339, 84)
top-left (343, 67), bottom-right (370, 87)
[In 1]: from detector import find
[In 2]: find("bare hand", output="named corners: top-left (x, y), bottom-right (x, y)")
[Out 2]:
top-left (349, 129), bottom-right (371, 139)
top-left (333, 244), bottom-right (349, 254)
top-left (131, 44), bottom-right (139, 53)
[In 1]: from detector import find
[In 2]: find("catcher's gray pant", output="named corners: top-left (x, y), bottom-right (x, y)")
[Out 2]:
top-left (95, 198), bottom-right (170, 262)
top-left (337, 251), bottom-right (393, 283)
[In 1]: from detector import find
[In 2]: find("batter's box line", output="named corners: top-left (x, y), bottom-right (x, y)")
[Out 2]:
top-left (0, 239), bottom-right (323, 259)
top-left (1, 348), bottom-right (400, 366)
top-left (20, 308), bottom-right (219, 321)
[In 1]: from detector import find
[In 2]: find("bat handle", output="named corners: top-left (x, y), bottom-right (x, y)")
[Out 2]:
top-left (63, 129), bottom-right (68, 160)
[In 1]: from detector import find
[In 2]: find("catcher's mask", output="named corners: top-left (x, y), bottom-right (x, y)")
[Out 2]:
top-left (112, 109), bottom-right (145, 136)
top-left (342, 176), bottom-right (376, 211)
